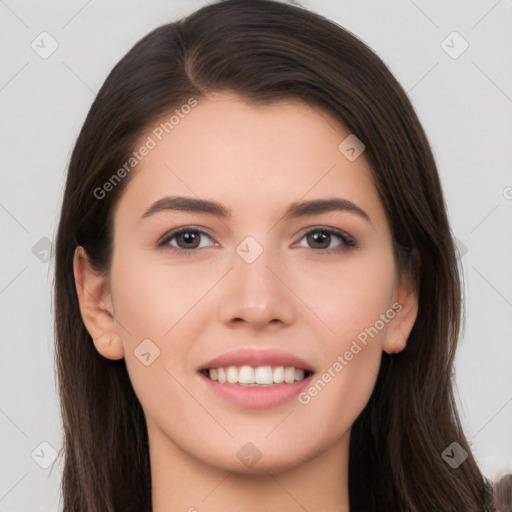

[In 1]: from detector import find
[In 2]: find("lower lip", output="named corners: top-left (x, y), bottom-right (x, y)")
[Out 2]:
top-left (199, 372), bottom-right (313, 410)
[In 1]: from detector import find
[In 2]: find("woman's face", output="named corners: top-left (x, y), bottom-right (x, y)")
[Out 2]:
top-left (77, 92), bottom-right (417, 473)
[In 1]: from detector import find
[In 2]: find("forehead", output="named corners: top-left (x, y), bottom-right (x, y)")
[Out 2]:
top-left (112, 93), bottom-right (385, 228)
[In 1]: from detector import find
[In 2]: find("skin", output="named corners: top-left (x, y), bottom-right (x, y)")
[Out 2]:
top-left (74, 92), bottom-right (418, 512)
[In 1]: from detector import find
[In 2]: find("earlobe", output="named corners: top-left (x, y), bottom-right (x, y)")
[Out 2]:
top-left (382, 282), bottom-right (419, 355)
top-left (93, 331), bottom-right (125, 360)
top-left (383, 336), bottom-right (407, 355)
top-left (73, 246), bottom-right (125, 360)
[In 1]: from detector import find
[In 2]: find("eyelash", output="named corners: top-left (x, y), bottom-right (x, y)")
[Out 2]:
top-left (157, 226), bottom-right (357, 256)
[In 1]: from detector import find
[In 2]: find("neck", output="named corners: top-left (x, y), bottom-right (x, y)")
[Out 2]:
top-left (148, 422), bottom-right (351, 512)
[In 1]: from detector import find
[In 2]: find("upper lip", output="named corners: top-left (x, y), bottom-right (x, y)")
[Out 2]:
top-left (200, 349), bottom-right (315, 373)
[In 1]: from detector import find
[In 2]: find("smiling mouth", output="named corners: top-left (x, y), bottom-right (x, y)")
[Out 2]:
top-left (199, 365), bottom-right (314, 386)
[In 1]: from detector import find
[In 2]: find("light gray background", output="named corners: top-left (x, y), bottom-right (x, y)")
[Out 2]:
top-left (0, 1), bottom-right (511, 510)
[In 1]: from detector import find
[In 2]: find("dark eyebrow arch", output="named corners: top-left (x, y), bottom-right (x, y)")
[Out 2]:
top-left (140, 196), bottom-right (231, 221)
top-left (282, 197), bottom-right (370, 223)
top-left (139, 196), bottom-right (371, 224)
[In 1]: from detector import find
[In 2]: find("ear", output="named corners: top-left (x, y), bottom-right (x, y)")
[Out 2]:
top-left (73, 246), bottom-right (124, 360)
top-left (382, 272), bottom-right (419, 355)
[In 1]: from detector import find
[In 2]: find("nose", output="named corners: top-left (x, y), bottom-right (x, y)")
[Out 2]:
top-left (217, 243), bottom-right (296, 331)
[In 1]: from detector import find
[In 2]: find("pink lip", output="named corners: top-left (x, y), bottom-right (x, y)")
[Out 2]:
top-left (199, 348), bottom-right (314, 372)
top-left (198, 349), bottom-right (315, 410)
top-left (199, 372), bottom-right (313, 409)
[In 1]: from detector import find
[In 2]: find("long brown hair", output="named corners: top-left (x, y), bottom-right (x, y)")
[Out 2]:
top-left (53, 1), bottom-right (495, 510)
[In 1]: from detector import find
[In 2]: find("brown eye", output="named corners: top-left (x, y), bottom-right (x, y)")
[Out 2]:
top-left (306, 231), bottom-right (331, 249)
top-left (174, 231), bottom-right (201, 249)
top-left (158, 228), bottom-right (214, 253)
top-left (298, 228), bottom-right (356, 251)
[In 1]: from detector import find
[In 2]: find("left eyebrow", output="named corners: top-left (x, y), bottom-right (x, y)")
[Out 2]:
top-left (139, 195), bottom-right (371, 224)
top-left (282, 198), bottom-right (371, 224)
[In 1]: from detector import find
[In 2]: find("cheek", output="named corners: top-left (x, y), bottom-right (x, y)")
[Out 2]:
top-left (296, 345), bottom-right (380, 443)
top-left (292, 249), bottom-right (395, 345)
top-left (292, 252), bottom-right (393, 430)
top-left (110, 247), bottom-right (209, 340)
top-left (109, 250), bottom-right (214, 395)
top-left (109, 260), bottom-right (194, 422)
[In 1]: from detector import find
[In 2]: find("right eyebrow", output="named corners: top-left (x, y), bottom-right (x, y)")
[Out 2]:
top-left (140, 196), bottom-right (231, 222)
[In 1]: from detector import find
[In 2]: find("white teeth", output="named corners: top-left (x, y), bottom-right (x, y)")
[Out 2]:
top-left (255, 366), bottom-right (273, 385)
top-left (294, 369), bottom-right (305, 381)
top-left (206, 365), bottom-right (309, 385)
top-left (284, 366), bottom-right (296, 383)
top-left (226, 366), bottom-right (238, 384)
top-left (273, 366), bottom-right (285, 383)
top-left (238, 365), bottom-right (255, 384)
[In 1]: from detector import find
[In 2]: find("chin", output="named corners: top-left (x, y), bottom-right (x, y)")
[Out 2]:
top-left (205, 443), bottom-right (319, 475)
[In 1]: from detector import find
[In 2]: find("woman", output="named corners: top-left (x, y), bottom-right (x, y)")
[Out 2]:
top-left (54, 0), bottom-right (495, 510)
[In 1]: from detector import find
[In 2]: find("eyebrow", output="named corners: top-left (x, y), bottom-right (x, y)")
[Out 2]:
top-left (139, 196), bottom-right (371, 224)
